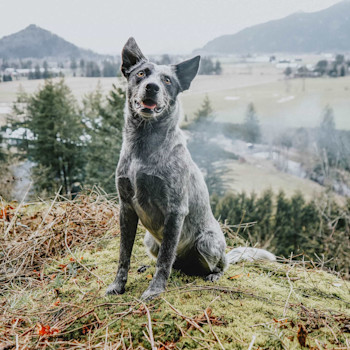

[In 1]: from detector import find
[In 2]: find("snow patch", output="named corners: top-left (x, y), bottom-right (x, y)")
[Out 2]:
top-left (277, 96), bottom-right (295, 103)
top-left (225, 96), bottom-right (240, 101)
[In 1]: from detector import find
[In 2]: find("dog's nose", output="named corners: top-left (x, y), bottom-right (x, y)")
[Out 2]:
top-left (145, 83), bottom-right (160, 94)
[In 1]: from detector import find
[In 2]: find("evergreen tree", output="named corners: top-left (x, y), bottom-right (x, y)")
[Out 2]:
top-left (10, 79), bottom-right (85, 196)
top-left (42, 61), bottom-right (51, 79)
top-left (284, 67), bottom-right (292, 77)
top-left (315, 60), bottom-right (328, 75)
top-left (0, 132), bottom-right (6, 162)
top-left (82, 84), bottom-right (125, 193)
top-left (340, 66), bottom-right (346, 77)
top-left (194, 94), bottom-right (213, 123)
top-left (79, 59), bottom-right (85, 76)
top-left (33, 64), bottom-right (41, 79)
top-left (85, 61), bottom-right (101, 77)
top-left (273, 191), bottom-right (293, 256)
top-left (0, 133), bottom-right (12, 200)
top-left (198, 57), bottom-right (215, 75)
top-left (159, 54), bottom-right (171, 65)
top-left (102, 61), bottom-right (118, 77)
top-left (243, 103), bottom-right (261, 143)
top-left (317, 106), bottom-right (339, 168)
top-left (214, 60), bottom-right (222, 75)
top-left (254, 189), bottom-right (273, 243)
top-left (70, 57), bottom-right (78, 75)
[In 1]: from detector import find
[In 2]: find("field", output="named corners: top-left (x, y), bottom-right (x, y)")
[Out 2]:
top-left (182, 70), bottom-right (350, 130)
top-left (1, 63), bottom-right (350, 130)
top-left (222, 159), bottom-right (327, 201)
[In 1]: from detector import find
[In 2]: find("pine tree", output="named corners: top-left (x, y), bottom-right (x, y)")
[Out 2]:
top-left (254, 189), bottom-right (273, 243)
top-left (243, 103), bottom-right (261, 143)
top-left (317, 106), bottom-right (339, 168)
top-left (42, 61), bottom-right (51, 79)
top-left (10, 79), bottom-right (85, 196)
top-left (82, 84), bottom-right (125, 193)
top-left (0, 134), bottom-right (12, 200)
top-left (34, 64), bottom-right (41, 79)
top-left (70, 58), bottom-right (78, 75)
top-left (102, 61), bottom-right (118, 77)
top-left (214, 60), bottom-right (222, 75)
top-left (194, 94), bottom-right (213, 123)
top-left (273, 191), bottom-right (293, 256)
top-left (85, 61), bottom-right (101, 77)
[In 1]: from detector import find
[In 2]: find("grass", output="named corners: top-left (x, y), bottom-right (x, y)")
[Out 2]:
top-left (1, 190), bottom-right (350, 349)
top-left (181, 75), bottom-right (350, 130)
top-left (220, 159), bottom-right (335, 201)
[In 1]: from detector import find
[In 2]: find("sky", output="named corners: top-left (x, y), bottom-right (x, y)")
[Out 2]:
top-left (0, 0), bottom-right (345, 55)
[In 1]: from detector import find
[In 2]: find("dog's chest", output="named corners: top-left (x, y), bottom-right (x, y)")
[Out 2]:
top-left (119, 159), bottom-right (167, 239)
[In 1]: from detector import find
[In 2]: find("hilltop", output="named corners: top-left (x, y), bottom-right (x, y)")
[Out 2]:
top-left (1, 191), bottom-right (349, 348)
top-left (201, 1), bottom-right (350, 54)
top-left (0, 24), bottom-right (105, 59)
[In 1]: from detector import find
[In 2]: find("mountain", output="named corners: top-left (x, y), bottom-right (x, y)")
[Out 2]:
top-left (201, 1), bottom-right (350, 54)
top-left (0, 24), bottom-right (104, 59)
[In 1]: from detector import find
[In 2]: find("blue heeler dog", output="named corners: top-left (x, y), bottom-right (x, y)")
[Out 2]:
top-left (106, 38), bottom-right (275, 300)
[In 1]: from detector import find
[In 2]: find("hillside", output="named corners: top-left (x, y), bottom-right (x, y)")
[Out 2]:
top-left (0, 24), bottom-right (104, 59)
top-left (201, 1), bottom-right (350, 54)
top-left (1, 192), bottom-right (350, 349)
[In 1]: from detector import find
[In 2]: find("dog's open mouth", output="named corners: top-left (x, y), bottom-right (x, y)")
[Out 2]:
top-left (135, 99), bottom-right (163, 114)
top-left (142, 99), bottom-right (157, 110)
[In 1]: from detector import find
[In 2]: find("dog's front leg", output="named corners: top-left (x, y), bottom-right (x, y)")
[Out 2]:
top-left (106, 204), bottom-right (138, 295)
top-left (141, 212), bottom-right (185, 300)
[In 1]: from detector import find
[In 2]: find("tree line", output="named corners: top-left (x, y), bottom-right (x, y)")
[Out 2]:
top-left (211, 189), bottom-right (350, 278)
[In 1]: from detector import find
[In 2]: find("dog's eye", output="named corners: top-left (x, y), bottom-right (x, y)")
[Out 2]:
top-left (137, 71), bottom-right (145, 78)
top-left (164, 77), bottom-right (171, 85)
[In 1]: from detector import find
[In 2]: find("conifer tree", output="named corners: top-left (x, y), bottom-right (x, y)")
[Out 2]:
top-left (194, 94), bottom-right (213, 123)
top-left (10, 79), bottom-right (85, 196)
top-left (243, 103), bottom-right (261, 143)
top-left (34, 64), bottom-right (41, 79)
top-left (317, 106), bottom-right (339, 168)
top-left (82, 84), bottom-right (125, 193)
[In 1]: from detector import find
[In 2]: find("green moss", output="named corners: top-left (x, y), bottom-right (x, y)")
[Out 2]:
top-left (3, 229), bottom-right (350, 349)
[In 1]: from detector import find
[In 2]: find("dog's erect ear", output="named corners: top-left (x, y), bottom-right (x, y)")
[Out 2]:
top-left (173, 56), bottom-right (200, 91)
top-left (121, 37), bottom-right (147, 77)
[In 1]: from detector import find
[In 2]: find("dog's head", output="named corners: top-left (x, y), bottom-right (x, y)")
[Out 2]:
top-left (121, 37), bottom-right (200, 119)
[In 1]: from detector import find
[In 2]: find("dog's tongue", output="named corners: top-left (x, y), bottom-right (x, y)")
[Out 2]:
top-left (142, 100), bottom-right (157, 110)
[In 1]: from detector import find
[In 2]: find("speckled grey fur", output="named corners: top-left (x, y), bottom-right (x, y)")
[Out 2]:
top-left (106, 38), bottom-right (275, 300)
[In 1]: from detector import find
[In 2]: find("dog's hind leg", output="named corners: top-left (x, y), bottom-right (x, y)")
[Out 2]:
top-left (196, 231), bottom-right (228, 282)
top-left (144, 231), bottom-right (160, 258)
top-left (137, 231), bottom-right (160, 273)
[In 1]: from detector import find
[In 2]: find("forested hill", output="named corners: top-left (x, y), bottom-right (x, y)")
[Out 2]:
top-left (201, 1), bottom-right (350, 54)
top-left (0, 24), bottom-right (104, 59)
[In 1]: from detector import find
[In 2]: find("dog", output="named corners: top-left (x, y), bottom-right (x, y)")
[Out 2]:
top-left (106, 38), bottom-right (275, 300)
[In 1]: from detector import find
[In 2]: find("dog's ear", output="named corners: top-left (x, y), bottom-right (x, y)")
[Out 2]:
top-left (173, 56), bottom-right (200, 91)
top-left (121, 37), bottom-right (147, 78)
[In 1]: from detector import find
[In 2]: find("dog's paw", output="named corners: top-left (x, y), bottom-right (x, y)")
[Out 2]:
top-left (140, 287), bottom-right (164, 301)
top-left (137, 265), bottom-right (150, 273)
top-left (105, 282), bottom-right (125, 296)
top-left (205, 273), bottom-right (222, 282)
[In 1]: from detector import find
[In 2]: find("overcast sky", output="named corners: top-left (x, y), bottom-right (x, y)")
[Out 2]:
top-left (1, 0), bottom-right (344, 55)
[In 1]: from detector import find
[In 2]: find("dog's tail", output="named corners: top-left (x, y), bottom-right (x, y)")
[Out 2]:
top-left (226, 247), bottom-right (276, 264)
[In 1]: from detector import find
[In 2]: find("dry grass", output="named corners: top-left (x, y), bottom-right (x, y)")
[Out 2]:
top-left (0, 187), bottom-right (119, 293)
top-left (1, 190), bottom-right (350, 349)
